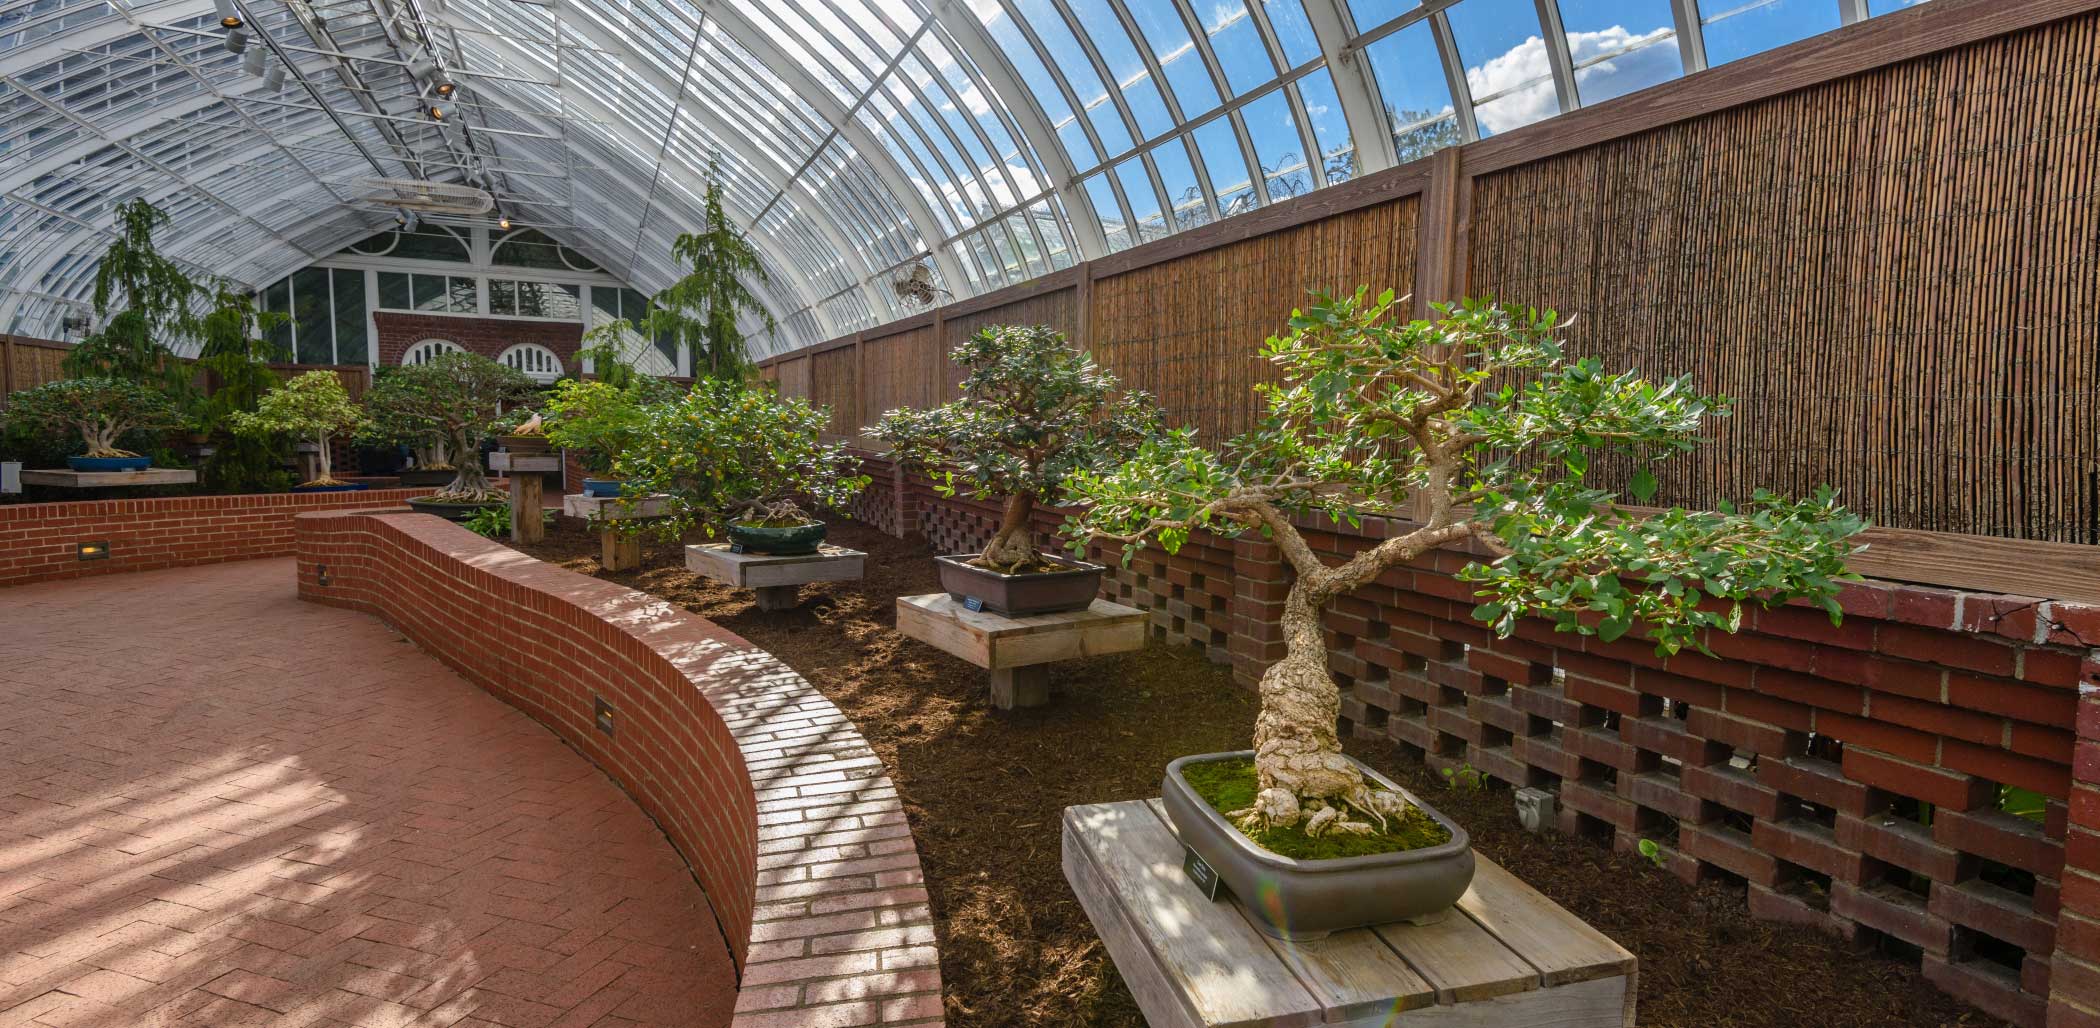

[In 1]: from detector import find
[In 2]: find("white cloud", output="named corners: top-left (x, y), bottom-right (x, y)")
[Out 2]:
top-left (1464, 25), bottom-right (1680, 136)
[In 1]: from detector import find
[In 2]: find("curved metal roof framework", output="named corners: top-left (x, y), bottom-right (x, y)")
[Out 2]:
top-left (0, 0), bottom-right (1926, 357)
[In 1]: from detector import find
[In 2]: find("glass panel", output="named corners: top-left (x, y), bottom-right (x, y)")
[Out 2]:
top-left (1191, 116), bottom-right (1255, 216)
top-left (1361, 19), bottom-right (1461, 162)
top-left (411, 273), bottom-right (449, 312)
top-left (1152, 137), bottom-right (1211, 231)
top-left (1124, 1), bottom-right (1219, 118)
top-left (1868, 0), bottom-right (1932, 13)
top-left (1445, 0), bottom-right (1557, 136)
top-left (983, 7), bottom-right (1096, 167)
top-left (449, 277), bottom-right (479, 314)
top-left (292, 267), bottom-right (332, 365)
top-left (1347, 0), bottom-right (1424, 31)
top-left (1294, 68), bottom-right (1356, 184)
top-left (377, 271), bottom-right (411, 311)
top-left (1066, 0), bottom-right (1174, 139)
top-left (1012, 0), bottom-right (1131, 156)
top-left (262, 276), bottom-right (292, 357)
top-left (492, 228), bottom-right (569, 270)
top-left (389, 225), bottom-right (471, 262)
top-left (1698, 0), bottom-right (1840, 66)
top-left (1081, 171), bottom-right (1132, 252)
top-left (331, 269), bottom-right (366, 365)
top-left (1240, 90), bottom-right (1310, 202)
top-left (1204, 0), bottom-right (1274, 96)
top-left (489, 278), bottom-right (517, 316)
top-left (515, 281), bottom-right (581, 320)
top-left (1114, 156), bottom-right (1167, 244)
top-left (1555, 0), bottom-right (1682, 106)
top-left (341, 230), bottom-right (397, 257)
top-left (1261, 0), bottom-right (1321, 66)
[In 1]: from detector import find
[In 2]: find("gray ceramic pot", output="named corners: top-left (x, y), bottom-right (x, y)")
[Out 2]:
top-left (1160, 751), bottom-right (1475, 940)
top-left (936, 553), bottom-right (1105, 615)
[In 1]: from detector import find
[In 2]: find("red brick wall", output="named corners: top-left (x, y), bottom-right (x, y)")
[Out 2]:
top-left (855, 449), bottom-right (2100, 1028)
top-left (373, 312), bottom-right (583, 367)
top-left (290, 509), bottom-right (944, 1026)
top-left (0, 489), bottom-right (421, 589)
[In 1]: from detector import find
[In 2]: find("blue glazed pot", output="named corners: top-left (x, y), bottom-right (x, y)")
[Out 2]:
top-left (67, 455), bottom-right (151, 472)
top-left (292, 482), bottom-right (370, 493)
top-left (583, 478), bottom-right (626, 497)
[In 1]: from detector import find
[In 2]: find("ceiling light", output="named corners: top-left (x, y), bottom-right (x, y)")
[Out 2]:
top-left (403, 211), bottom-right (420, 231)
top-left (394, 210), bottom-right (407, 228)
top-left (409, 58), bottom-right (436, 83)
top-left (433, 77), bottom-right (456, 97)
top-left (263, 64), bottom-right (285, 91)
top-left (426, 104), bottom-right (445, 121)
top-left (498, 216), bottom-right (510, 230)
top-left (242, 46), bottom-right (265, 77)
top-left (215, 0), bottom-right (242, 29)
top-left (224, 28), bottom-right (249, 54)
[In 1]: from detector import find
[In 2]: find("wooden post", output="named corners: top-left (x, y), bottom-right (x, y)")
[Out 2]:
top-left (853, 331), bottom-right (866, 447)
top-left (1412, 146), bottom-right (1469, 321)
top-left (1073, 261), bottom-right (1095, 349)
top-left (510, 471), bottom-right (544, 543)
top-left (1, 333), bottom-right (15, 404)
top-left (600, 526), bottom-right (642, 570)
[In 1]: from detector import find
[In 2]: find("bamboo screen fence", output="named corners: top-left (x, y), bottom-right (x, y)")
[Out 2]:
top-left (762, 8), bottom-right (2100, 547)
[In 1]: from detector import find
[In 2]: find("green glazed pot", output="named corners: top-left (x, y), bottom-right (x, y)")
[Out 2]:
top-left (726, 520), bottom-right (827, 555)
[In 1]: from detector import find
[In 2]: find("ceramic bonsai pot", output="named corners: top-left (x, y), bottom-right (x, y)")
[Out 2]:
top-left (935, 553), bottom-right (1104, 616)
top-left (727, 520), bottom-right (827, 555)
top-left (67, 455), bottom-right (152, 472)
top-left (499, 434), bottom-right (551, 454)
top-left (582, 478), bottom-right (627, 498)
top-left (1160, 751), bottom-right (1475, 941)
top-left (407, 496), bottom-right (505, 521)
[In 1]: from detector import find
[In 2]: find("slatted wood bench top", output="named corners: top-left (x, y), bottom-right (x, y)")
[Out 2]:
top-left (1064, 798), bottom-right (1636, 1028)
top-left (895, 592), bottom-right (1146, 670)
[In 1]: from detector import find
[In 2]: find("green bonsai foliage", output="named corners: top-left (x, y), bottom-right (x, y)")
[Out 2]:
top-left (195, 288), bottom-right (292, 492)
top-left (868, 324), bottom-right (1162, 573)
top-left (4, 378), bottom-right (183, 458)
top-left (63, 199), bottom-right (203, 397)
top-left (354, 353), bottom-right (535, 502)
top-left (542, 377), bottom-right (679, 476)
top-left (229, 371), bottom-right (365, 487)
top-left (616, 380), bottom-right (867, 537)
top-left (1065, 288), bottom-right (1864, 841)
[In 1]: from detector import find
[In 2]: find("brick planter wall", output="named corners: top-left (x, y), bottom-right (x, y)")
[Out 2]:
top-left (291, 509), bottom-right (944, 1027)
top-left (0, 488), bottom-right (422, 588)
top-left (851, 449), bottom-right (2100, 1027)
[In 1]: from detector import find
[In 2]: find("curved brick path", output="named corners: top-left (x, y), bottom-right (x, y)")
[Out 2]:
top-left (0, 560), bottom-right (736, 1028)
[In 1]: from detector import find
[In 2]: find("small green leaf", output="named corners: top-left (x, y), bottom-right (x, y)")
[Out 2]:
top-left (1630, 467), bottom-right (1658, 503)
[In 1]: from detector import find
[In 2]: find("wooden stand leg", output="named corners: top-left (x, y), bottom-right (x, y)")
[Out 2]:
top-left (990, 665), bottom-right (1050, 710)
top-left (600, 527), bottom-right (642, 571)
top-left (509, 473), bottom-right (544, 543)
top-left (754, 584), bottom-right (800, 611)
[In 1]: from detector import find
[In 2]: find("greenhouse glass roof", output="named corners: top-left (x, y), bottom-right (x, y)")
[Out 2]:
top-left (0, 0), bottom-right (1927, 356)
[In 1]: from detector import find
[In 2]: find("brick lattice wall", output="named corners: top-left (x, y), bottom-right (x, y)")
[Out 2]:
top-left (291, 509), bottom-right (944, 1027)
top-left (853, 459), bottom-right (2100, 1027)
top-left (0, 488), bottom-right (423, 588)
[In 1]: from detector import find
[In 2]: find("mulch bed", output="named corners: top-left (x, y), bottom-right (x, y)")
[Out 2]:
top-left (513, 518), bottom-right (2009, 1028)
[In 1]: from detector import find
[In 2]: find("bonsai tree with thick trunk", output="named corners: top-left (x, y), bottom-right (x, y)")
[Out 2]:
top-left (616, 379), bottom-right (867, 536)
top-left (356, 353), bottom-right (535, 503)
top-left (4, 378), bottom-right (183, 459)
top-left (1065, 289), bottom-right (1864, 839)
top-left (869, 324), bottom-right (1161, 573)
top-left (229, 371), bottom-right (365, 487)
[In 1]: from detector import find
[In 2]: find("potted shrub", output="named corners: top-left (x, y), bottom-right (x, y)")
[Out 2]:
top-left (229, 371), bottom-right (367, 491)
top-left (358, 366), bottom-right (452, 488)
top-left (355, 353), bottom-right (535, 518)
top-left (1064, 290), bottom-right (1865, 939)
top-left (493, 409), bottom-right (551, 454)
top-left (3, 378), bottom-right (184, 471)
top-left (869, 324), bottom-right (1160, 615)
top-left (618, 379), bottom-right (866, 551)
top-left (542, 377), bottom-right (677, 497)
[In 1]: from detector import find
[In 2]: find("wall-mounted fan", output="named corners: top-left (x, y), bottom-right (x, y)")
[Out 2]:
top-left (890, 260), bottom-right (949, 308)
top-left (352, 177), bottom-right (493, 215)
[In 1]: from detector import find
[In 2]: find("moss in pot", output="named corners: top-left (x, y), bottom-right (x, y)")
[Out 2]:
top-left (868, 324), bottom-right (1162, 615)
top-left (1066, 289), bottom-right (1865, 938)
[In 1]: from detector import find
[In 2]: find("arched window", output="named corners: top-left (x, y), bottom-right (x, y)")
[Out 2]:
top-left (497, 343), bottom-right (564, 383)
top-left (491, 227), bottom-right (600, 272)
top-left (402, 339), bottom-right (464, 365)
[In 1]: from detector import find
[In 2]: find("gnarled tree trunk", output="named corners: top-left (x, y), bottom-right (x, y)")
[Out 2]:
top-left (980, 492), bottom-right (1039, 571)
top-left (434, 431), bottom-right (501, 502)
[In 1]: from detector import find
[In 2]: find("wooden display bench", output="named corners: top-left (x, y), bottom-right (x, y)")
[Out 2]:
top-left (20, 468), bottom-right (197, 488)
top-left (686, 542), bottom-right (866, 611)
top-left (561, 492), bottom-right (671, 571)
top-left (1064, 799), bottom-right (1636, 1028)
top-left (489, 450), bottom-right (560, 544)
top-left (895, 593), bottom-right (1145, 709)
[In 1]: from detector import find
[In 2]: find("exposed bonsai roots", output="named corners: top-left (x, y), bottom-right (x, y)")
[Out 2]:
top-left (979, 492), bottom-right (1041, 572)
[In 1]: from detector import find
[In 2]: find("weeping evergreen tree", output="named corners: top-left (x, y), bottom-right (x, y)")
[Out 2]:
top-left (635, 158), bottom-right (774, 380)
top-left (195, 288), bottom-right (292, 492)
top-left (63, 199), bottom-right (201, 396)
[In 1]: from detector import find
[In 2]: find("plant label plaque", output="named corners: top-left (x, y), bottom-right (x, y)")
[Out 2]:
top-left (1181, 844), bottom-right (1224, 901)
top-left (729, 543), bottom-right (746, 554)
top-left (963, 596), bottom-right (984, 613)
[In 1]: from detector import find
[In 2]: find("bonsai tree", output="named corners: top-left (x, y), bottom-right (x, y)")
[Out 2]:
top-left (229, 371), bottom-right (365, 487)
top-left (616, 380), bottom-right (867, 536)
top-left (3, 378), bottom-right (183, 459)
top-left (869, 324), bottom-right (1162, 573)
top-left (633, 160), bottom-right (773, 381)
top-left (542, 376), bottom-right (679, 477)
top-left (63, 199), bottom-right (203, 398)
top-left (195, 288), bottom-right (291, 492)
top-left (1065, 290), bottom-right (1864, 839)
top-left (355, 353), bottom-right (535, 503)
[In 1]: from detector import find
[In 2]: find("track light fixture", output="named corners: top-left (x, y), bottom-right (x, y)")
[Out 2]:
top-left (409, 58), bottom-right (436, 83)
top-left (241, 46), bottom-right (265, 77)
top-left (498, 216), bottom-right (511, 230)
top-left (433, 76), bottom-right (456, 97)
top-left (426, 104), bottom-right (446, 121)
top-left (263, 64), bottom-right (285, 91)
top-left (223, 28), bottom-right (249, 54)
top-left (214, 0), bottom-right (242, 29)
top-left (404, 211), bottom-right (420, 232)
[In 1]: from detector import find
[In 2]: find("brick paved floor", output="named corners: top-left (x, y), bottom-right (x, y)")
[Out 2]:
top-left (0, 560), bottom-right (736, 1028)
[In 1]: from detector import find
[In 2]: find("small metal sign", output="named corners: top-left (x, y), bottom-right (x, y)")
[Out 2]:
top-left (729, 542), bottom-right (746, 554)
top-left (963, 595), bottom-right (984, 613)
top-left (1182, 844), bottom-right (1224, 901)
